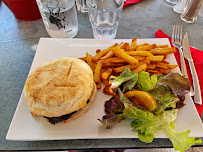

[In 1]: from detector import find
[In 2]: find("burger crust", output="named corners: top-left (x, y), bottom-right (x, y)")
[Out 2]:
top-left (24, 57), bottom-right (94, 117)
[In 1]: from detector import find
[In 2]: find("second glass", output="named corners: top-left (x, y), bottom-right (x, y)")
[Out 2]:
top-left (87, 0), bottom-right (124, 39)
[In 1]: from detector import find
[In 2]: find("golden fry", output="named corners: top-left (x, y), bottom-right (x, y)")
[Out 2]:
top-left (147, 64), bottom-right (156, 70)
top-left (120, 43), bottom-right (130, 51)
top-left (101, 68), bottom-right (113, 80)
top-left (93, 43), bottom-right (118, 61)
top-left (132, 64), bottom-right (147, 73)
top-left (156, 63), bottom-right (169, 69)
top-left (167, 64), bottom-right (179, 69)
top-left (131, 38), bottom-right (137, 49)
top-left (149, 47), bottom-right (176, 55)
top-left (126, 51), bottom-right (153, 56)
top-left (79, 57), bottom-right (87, 62)
top-left (158, 68), bottom-right (170, 75)
top-left (103, 63), bottom-right (126, 68)
top-left (156, 45), bottom-right (169, 48)
top-left (132, 56), bottom-right (146, 61)
top-left (86, 53), bottom-right (95, 73)
top-left (147, 55), bottom-right (164, 62)
top-left (94, 60), bottom-right (104, 89)
top-left (111, 47), bottom-right (139, 65)
top-left (113, 59), bottom-right (150, 73)
top-left (136, 44), bottom-right (156, 51)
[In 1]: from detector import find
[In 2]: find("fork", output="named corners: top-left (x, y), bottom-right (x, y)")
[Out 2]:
top-left (171, 25), bottom-right (194, 96)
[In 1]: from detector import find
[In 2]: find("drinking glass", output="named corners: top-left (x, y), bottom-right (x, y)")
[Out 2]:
top-left (181, 0), bottom-right (203, 23)
top-left (165, 0), bottom-right (178, 4)
top-left (75, 0), bottom-right (88, 13)
top-left (87, 0), bottom-right (124, 39)
top-left (36, 0), bottom-right (78, 38)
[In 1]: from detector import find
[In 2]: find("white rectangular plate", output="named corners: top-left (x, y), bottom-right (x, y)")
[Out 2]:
top-left (6, 38), bottom-right (203, 141)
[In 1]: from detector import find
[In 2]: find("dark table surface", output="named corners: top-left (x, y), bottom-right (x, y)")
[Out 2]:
top-left (0, 0), bottom-right (203, 150)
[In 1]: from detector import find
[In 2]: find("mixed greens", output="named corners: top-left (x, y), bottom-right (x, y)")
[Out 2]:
top-left (98, 68), bottom-right (202, 152)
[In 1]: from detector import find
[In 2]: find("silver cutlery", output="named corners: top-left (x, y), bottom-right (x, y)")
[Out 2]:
top-left (183, 32), bottom-right (202, 105)
top-left (172, 25), bottom-right (194, 96)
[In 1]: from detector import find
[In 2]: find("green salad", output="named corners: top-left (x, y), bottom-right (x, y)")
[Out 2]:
top-left (98, 68), bottom-right (202, 152)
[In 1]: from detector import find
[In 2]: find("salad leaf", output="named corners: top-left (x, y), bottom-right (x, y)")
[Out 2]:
top-left (123, 73), bottom-right (138, 92)
top-left (156, 73), bottom-right (190, 97)
top-left (98, 114), bottom-right (124, 129)
top-left (137, 71), bottom-right (158, 92)
top-left (98, 96), bottom-right (125, 129)
top-left (109, 68), bottom-right (138, 93)
top-left (104, 97), bottom-right (124, 115)
top-left (149, 85), bottom-right (180, 113)
top-left (123, 104), bottom-right (177, 143)
top-left (163, 123), bottom-right (202, 152)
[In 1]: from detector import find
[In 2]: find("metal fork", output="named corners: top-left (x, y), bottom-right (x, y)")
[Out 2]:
top-left (172, 25), bottom-right (194, 96)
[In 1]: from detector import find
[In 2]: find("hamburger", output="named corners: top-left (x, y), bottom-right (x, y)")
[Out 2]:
top-left (24, 57), bottom-right (97, 124)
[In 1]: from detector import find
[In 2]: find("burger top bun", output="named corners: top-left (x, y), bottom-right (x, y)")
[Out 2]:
top-left (24, 57), bottom-right (94, 118)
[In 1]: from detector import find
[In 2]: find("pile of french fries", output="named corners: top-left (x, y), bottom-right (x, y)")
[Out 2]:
top-left (79, 38), bottom-right (178, 89)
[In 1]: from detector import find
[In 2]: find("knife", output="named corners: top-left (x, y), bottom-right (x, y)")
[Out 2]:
top-left (183, 32), bottom-right (202, 105)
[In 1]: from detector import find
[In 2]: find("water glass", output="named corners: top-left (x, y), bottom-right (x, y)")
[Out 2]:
top-left (36, 0), bottom-right (78, 38)
top-left (75, 0), bottom-right (88, 13)
top-left (165, 0), bottom-right (178, 4)
top-left (181, 0), bottom-right (203, 23)
top-left (87, 0), bottom-right (124, 39)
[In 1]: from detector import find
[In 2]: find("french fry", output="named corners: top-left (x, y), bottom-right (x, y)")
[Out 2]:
top-left (103, 63), bottom-right (126, 68)
top-left (94, 60), bottom-right (104, 89)
top-left (111, 47), bottom-right (139, 65)
top-left (86, 53), bottom-right (95, 73)
top-left (102, 79), bottom-right (111, 86)
top-left (126, 51), bottom-right (153, 56)
top-left (149, 47), bottom-right (176, 55)
top-left (167, 64), bottom-right (179, 69)
top-left (147, 64), bottom-right (156, 70)
top-left (156, 63), bottom-right (169, 69)
top-left (137, 43), bottom-right (149, 47)
top-left (158, 68), bottom-right (170, 75)
top-left (132, 64), bottom-right (147, 73)
top-left (131, 38), bottom-right (137, 49)
top-left (120, 43), bottom-right (130, 51)
top-left (100, 50), bottom-right (114, 59)
top-left (156, 45), bottom-right (169, 48)
top-left (93, 43), bottom-right (118, 61)
top-left (136, 44), bottom-right (156, 51)
top-left (79, 57), bottom-right (87, 62)
top-left (100, 42), bottom-right (124, 60)
top-left (101, 68), bottom-right (113, 80)
top-left (132, 56), bottom-right (146, 61)
top-left (147, 55), bottom-right (164, 62)
top-left (113, 59), bottom-right (150, 73)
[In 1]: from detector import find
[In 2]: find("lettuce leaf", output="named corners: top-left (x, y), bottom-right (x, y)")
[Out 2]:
top-left (137, 71), bottom-right (158, 92)
top-left (98, 114), bottom-right (124, 129)
top-left (123, 104), bottom-right (177, 143)
top-left (156, 73), bottom-right (190, 97)
top-left (163, 123), bottom-right (202, 152)
top-left (123, 73), bottom-right (138, 92)
top-left (109, 68), bottom-right (138, 93)
top-left (149, 85), bottom-right (180, 113)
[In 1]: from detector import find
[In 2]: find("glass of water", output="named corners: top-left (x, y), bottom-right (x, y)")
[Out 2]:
top-left (86, 0), bottom-right (124, 39)
top-left (75, 0), bottom-right (88, 13)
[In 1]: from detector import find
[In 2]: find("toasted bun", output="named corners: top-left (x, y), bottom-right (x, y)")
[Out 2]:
top-left (24, 57), bottom-right (94, 117)
top-left (68, 82), bottom-right (97, 121)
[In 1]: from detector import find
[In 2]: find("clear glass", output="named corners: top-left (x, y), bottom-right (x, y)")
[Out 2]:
top-left (181, 0), bottom-right (203, 23)
top-left (87, 0), bottom-right (124, 39)
top-left (75, 0), bottom-right (88, 13)
top-left (165, 0), bottom-right (178, 4)
top-left (173, 0), bottom-right (187, 13)
top-left (36, 0), bottom-right (78, 38)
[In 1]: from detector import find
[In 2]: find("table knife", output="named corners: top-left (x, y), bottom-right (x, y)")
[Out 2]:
top-left (183, 32), bottom-right (202, 105)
